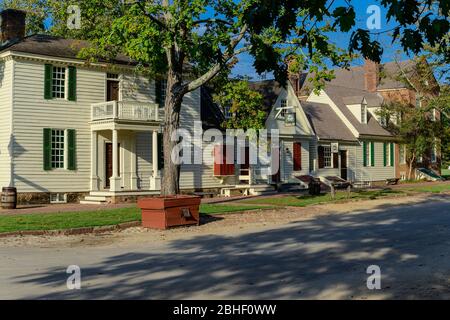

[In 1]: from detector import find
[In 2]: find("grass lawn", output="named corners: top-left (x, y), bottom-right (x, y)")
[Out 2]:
top-left (403, 183), bottom-right (450, 194)
top-left (241, 189), bottom-right (404, 207)
top-left (441, 168), bottom-right (450, 180)
top-left (0, 203), bottom-right (272, 234)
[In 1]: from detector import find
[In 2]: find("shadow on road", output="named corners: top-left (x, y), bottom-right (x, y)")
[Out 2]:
top-left (11, 195), bottom-right (450, 299)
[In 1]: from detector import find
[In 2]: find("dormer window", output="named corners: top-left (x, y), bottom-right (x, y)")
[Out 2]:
top-left (361, 103), bottom-right (368, 124)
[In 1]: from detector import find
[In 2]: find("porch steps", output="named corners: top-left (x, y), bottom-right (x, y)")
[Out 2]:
top-left (220, 184), bottom-right (277, 197)
top-left (80, 195), bottom-right (108, 205)
top-left (248, 185), bottom-right (277, 196)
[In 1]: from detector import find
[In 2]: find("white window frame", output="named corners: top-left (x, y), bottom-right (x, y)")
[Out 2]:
top-left (105, 73), bottom-right (122, 102)
top-left (51, 66), bottom-right (67, 99)
top-left (50, 193), bottom-right (67, 204)
top-left (323, 145), bottom-right (332, 168)
top-left (51, 129), bottom-right (66, 169)
top-left (365, 142), bottom-right (372, 167)
top-left (280, 99), bottom-right (287, 117)
top-left (361, 104), bottom-right (368, 124)
top-left (386, 142), bottom-right (394, 166)
top-left (431, 144), bottom-right (437, 163)
top-left (399, 144), bottom-right (406, 164)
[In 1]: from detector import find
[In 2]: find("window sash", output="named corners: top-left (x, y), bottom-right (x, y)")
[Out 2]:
top-left (399, 145), bottom-right (406, 164)
top-left (361, 104), bottom-right (367, 124)
top-left (280, 99), bottom-right (287, 117)
top-left (52, 66), bottom-right (66, 99)
top-left (51, 129), bottom-right (65, 168)
top-left (323, 146), bottom-right (332, 168)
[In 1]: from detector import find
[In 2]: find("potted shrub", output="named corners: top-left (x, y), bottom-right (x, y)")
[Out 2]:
top-left (137, 195), bottom-right (201, 230)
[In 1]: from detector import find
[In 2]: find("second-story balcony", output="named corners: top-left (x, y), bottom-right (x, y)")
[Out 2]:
top-left (91, 101), bottom-right (161, 122)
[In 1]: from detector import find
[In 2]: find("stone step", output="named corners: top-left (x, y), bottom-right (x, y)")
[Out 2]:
top-left (84, 196), bottom-right (108, 201)
top-left (80, 200), bottom-right (107, 205)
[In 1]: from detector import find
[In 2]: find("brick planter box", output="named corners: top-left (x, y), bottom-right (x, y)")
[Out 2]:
top-left (137, 195), bottom-right (201, 230)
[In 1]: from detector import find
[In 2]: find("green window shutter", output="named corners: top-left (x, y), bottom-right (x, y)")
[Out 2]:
top-left (157, 133), bottom-right (164, 170)
top-left (44, 64), bottom-right (52, 99)
top-left (43, 128), bottom-right (52, 170)
top-left (363, 142), bottom-right (367, 167)
top-left (68, 66), bottom-right (77, 101)
top-left (390, 143), bottom-right (394, 166)
top-left (67, 129), bottom-right (76, 170)
top-left (155, 80), bottom-right (162, 107)
top-left (383, 143), bottom-right (387, 167)
top-left (371, 142), bottom-right (375, 167)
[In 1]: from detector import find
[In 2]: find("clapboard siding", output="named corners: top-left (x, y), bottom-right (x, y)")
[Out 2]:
top-left (136, 132), bottom-right (152, 190)
top-left (356, 141), bottom-right (395, 181)
top-left (0, 60), bottom-right (13, 188)
top-left (12, 60), bottom-right (104, 192)
top-left (272, 139), bottom-right (310, 182)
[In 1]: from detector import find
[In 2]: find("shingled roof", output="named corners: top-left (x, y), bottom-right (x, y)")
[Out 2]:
top-left (299, 60), bottom-right (416, 95)
top-left (322, 85), bottom-right (393, 137)
top-left (0, 34), bottom-right (134, 65)
top-left (302, 101), bottom-right (357, 142)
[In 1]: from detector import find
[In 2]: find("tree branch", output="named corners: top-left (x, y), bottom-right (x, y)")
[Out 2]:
top-left (127, 0), bottom-right (168, 30)
top-left (184, 24), bottom-right (249, 93)
top-left (193, 18), bottom-right (233, 26)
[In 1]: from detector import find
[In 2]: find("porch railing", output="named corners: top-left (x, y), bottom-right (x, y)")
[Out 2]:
top-left (91, 101), bottom-right (160, 121)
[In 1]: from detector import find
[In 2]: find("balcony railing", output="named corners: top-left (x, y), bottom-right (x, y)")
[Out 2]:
top-left (91, 101), bottom-right (160, 122)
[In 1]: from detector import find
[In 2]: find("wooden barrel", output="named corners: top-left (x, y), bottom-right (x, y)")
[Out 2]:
top-left (1, 187), bottom-right (17, 209)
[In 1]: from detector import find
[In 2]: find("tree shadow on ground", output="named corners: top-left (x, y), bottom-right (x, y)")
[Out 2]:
top-left (11, 195), bottom-right (450, 300)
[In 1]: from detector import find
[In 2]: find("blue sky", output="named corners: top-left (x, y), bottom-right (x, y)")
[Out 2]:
top-left (0, 0), bottom-right (428, 80)
top-left (232, 0), bottom-right (409, 79)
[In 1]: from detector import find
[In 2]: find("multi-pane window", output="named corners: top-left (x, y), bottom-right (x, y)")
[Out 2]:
top-left (52, 66), bottom-right (66, 99)
top-left (364, 142), bottom-right (371, 166)
top-left (323, 145), bottom-right (332, 168)
top-left (399, 144), bottom-right (406, 164)
top-left (107, 73), bottom-right (119, 80)
top-left (386, 143), bottom-right (394, 166)
top-left (361, 104), bottom-right (367, 124)
top-left (280, 99), bottom-right (287, 117)
top-left (51, 129), bottom-right (65, 168)
top-left (431, 144), bottom-right (437, 163)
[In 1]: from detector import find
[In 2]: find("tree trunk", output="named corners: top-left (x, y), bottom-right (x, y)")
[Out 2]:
top-left (161, 68), bottom-right (184, 196)
top-left (408, 153), bottom-right (416, 180)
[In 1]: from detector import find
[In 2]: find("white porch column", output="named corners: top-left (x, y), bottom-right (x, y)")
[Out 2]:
top-left (90, 130), bottom-right (99, 191)
top-left (110, 129), bottom-right (121, 192)
top-left (150, 130), bottom-right (161, 190)
top-left (130, 133), bottom-right (138, 190)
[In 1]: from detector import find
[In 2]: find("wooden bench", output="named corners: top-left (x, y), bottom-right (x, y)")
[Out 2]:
top-left (193, 192), bottom-right (216, 198)
top-left (386, 178), bottom-right (400, 185)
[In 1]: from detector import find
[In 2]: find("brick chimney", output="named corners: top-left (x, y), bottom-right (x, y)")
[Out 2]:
top-left (364, 59), bottom-right (379, 92)
top-left (0, 9), bottom-right (26, 44)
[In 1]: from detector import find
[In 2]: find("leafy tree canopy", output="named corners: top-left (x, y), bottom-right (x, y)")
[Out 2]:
top-left (46, 0), bottom-right (450, 89)
top-left (214, 80), bottom-right (266, 130)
